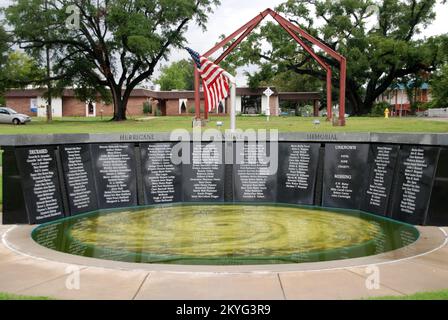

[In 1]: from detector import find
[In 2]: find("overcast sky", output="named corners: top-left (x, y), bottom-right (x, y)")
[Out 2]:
top-left (1, 0), bottom-right (447, 86)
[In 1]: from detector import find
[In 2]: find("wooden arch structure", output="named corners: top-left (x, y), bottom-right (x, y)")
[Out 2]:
top-left (194, 8), bottom-right (347, 126)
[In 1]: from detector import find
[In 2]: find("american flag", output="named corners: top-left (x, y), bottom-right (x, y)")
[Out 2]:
top-left (186, 48), bottom-right (230, 112)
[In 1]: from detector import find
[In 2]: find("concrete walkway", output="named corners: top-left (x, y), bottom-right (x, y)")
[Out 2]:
top-left (1, 223), bottom-right (447, 300)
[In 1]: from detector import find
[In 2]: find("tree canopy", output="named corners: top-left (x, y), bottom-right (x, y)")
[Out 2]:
top-left (429, 64), bottom-right (448, 108)
top-left (0, 25), bottom-right (43, 103)
top-left (5, 0), bottom-right (220, 120)
top-left (156, 59), bottom-right (195, 91)
top-left (0, 26), bottom-right (9, 96)
top-left (224, 0), bottom-right (448, 115)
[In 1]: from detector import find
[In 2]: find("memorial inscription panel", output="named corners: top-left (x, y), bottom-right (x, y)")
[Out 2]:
top-left (3, 137), bottom-right (447, 227)
top-left (361, 145), bottom-right (399, 216)
top-left (183, 142), bottom-right (225, 202)
top-left (91, 143), bottom-right (138, 209)
top-left (233, 142), bottom-right (277, 202)
top-left (277, 143), bottom-right (320, 205)
top-left (426, 147), bottom-right (448, 226)
top-left (140, 143), bottom-right (182, 205)
top-left (60, 145), bottom-right (98, 215)
top-left (322, 144), bottom-right (370, 209)
top-left (15, 147), bottom-right (64, 224)
top-left (391, 146), bottom-right (439, 225)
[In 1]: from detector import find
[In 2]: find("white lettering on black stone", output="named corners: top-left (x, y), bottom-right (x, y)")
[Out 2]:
top-left (285, 144), bottom-right (312, 190)
top-left (98, 145), bottom-right (132, 204)
top-left (366, 146), bottom-right (393, 207)
top-left (400, 148), bottom-right (428, 214)
top-left (146, 144), bottom-right (176, 203)
top-left (26, 149), bottom-right (62, 220)
top-left (190, 144), bottom-right (221, 200)
top-left (330, 145), bottom-right (357, 199)
top-left (64, 147), bottom-right (92, 210)
top-left (237, 144), bottom-right (270, 199)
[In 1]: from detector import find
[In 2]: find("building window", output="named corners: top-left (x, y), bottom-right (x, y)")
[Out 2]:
top-left (218, 101), bottom-right (224, 114)
top-left (241, 95), bottom-right (261, 115)
top-left (86, 101), bottom-right (96, 117)
top-left (179, 99), bottom-right (188, 114)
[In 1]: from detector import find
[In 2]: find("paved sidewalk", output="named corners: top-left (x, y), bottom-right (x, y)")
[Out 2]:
top-left (0, 224), bottom-right (447, 300)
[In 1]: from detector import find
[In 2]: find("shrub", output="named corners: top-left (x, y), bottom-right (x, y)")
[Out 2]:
top-left (187, 106), bottom-right (205, 114)
top-left (412, 101), bottom-right (429, 112)
top-left (369, 102), bottom-right (391, 117)
top-left (143, 101), bottom-right (152, 114)
top-left (155, 108), bottom-right (162, 116)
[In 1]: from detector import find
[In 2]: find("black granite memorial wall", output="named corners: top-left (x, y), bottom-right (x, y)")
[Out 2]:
top-left (426, 148), bottom-right (448, 226)
top-left (182, 142), bottom-right (225, 202)
top-left (277, 143), bottom-right (320, 205)
top-left (90, 143), bottom-right (138, 209)
top-left (233, 142), bottom-right (277, 202)
top-left (60, 145), bottom-right (98, 215)
top-left (2, 137), bottom-right (448, 226)
top-left (9, 146), bottom-right (65, 224)
top-left (322, 144), bottom-right (370, 209)
top-left (390, 145), bottom-right (440, 225)
top-left (361, 145), bottom-right (399, 216)
top-left (140, 142), bottom-right (182, 205)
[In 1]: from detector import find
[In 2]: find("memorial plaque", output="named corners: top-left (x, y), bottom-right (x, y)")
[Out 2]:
top-left (140, 143), bottom-right (182, 205)
top-left (361, 145), bottom-right (399, 216)
top-left (391, 146), bottom-right (439, 225)
top-left (277, 143), bottom-right (320, 205)
top-left (322, 144), bottom-right (370, 209)
top-left (183, 142), bottom-right (225, 202)
top-left (60, 145), bottom-right (98, 215)
top-left (426, 148), bottom-right (448, 226)
top-left (233, 142), bottom-right (278, 202)
top-left (14, 147), bottom-right (65, 224)
top-left (91, 143), bottom-right (138, 209)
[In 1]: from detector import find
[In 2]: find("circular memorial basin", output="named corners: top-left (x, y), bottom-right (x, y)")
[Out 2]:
top-left (32, 204), bottom-right (419, 265)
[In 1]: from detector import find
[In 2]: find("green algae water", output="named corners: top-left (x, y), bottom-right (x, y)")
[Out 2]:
top-left (32, 204), bottom-right (419, 265)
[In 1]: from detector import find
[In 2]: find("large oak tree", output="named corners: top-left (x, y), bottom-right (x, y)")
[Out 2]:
top-left (5, 0), bottom-right (219, 120)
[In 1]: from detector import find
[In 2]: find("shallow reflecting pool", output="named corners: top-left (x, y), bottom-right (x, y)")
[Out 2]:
top-left (32, 204), bottom-right (419, 265)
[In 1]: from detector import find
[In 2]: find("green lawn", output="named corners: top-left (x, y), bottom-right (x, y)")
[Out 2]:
top-left (0, 292), bottom-right (52, 300)
top-left (0, 116), bottom-right (446, 134)
top-left (369, 289), bottom-right (448, 300)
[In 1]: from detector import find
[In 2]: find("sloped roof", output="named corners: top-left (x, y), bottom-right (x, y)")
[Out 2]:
top-left (5, 87), bottom-right (321, 100)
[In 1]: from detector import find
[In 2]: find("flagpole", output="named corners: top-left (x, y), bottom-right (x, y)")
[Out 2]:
top-left (223, 72), bottom-right (236, 132)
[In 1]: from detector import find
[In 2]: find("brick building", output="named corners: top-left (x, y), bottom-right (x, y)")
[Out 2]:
top-left (376, 82), bottom-right (431, 116)
top-left (4, 87), bottom-right (321, 117)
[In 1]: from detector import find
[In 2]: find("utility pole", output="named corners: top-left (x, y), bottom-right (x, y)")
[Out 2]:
top-left (45, 0), bottom-right (52, 122)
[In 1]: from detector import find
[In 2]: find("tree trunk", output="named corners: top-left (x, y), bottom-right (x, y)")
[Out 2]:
top-left (346, 81), bottom-right (366, 115)
top-left (110, 85), bottom-right (128, 121)
top-left (112, 99), bottom-right (127, 121)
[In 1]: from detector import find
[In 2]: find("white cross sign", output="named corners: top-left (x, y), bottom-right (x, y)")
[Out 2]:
top-left (263, 87), bottom-right (274, 97)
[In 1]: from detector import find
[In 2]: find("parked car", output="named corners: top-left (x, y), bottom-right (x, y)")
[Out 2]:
top-left (0, 107), bottom-right (31, 125)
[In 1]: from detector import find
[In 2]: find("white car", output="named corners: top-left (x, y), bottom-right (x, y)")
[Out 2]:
top-left (0, 107), bottom-right (32, 125)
